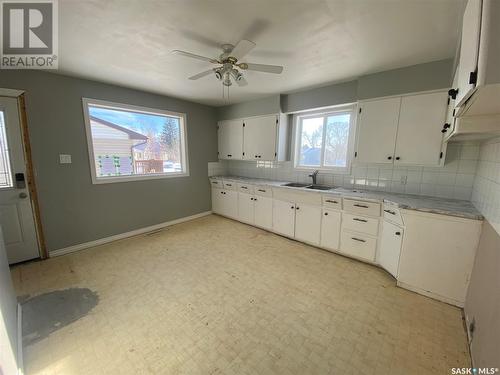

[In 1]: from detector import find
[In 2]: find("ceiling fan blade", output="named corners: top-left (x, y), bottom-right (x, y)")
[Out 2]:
top-left (236, 77), bottom-right (248, 87)
top-left (241, 63), bottom-right (283, 74)
top-left (172, 50), bottom-right (219, 64)
top-left (188, 69), bottom-right (214, 80)
top-left (230, 39), bottom-right (256, 60)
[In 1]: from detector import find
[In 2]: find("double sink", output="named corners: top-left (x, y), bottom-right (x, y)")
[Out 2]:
top-left (281, 182), bottom-right (336, 191)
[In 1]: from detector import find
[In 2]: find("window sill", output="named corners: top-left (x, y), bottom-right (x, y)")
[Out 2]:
top-left (92, 171), bottom-right (189, 184)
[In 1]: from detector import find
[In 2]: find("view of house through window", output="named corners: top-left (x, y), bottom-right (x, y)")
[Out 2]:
top-left (84, 100), bottom-right (187, 183)
top-left (296, 111), bottom-right (353, 170)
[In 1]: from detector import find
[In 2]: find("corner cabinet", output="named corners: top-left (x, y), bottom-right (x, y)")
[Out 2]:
top-left (217, 114), bottom-right (289, 162)
top-left (355, 91), bottom-right (448, 167)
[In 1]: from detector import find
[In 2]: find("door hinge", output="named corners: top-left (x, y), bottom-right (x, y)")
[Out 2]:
top-left (469, 71), bottom-right (478, 85)
top-left (243, 123), bottom-right (245, 127)
top-left (358, 108), bottom-right (362, 114)
top-left (439, 152), bottom-right (443, 159)
top-left (242, 152), bottom-right (245, 156)
top-left (447, 97), bottom-right (450, 105)
top-left (276, 118), bottom-right (279, 124)
top-left (354, 151), bottom-right (358, 158)
top-left (275, 152), bottom-right (277, 157)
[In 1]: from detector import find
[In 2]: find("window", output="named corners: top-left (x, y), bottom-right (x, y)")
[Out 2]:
top-left (294, 107), bottom-right (355, 172)
top-left (0, 110), bottom-right (13, 188)
top-left (83, 98), bottom-right (188, 184)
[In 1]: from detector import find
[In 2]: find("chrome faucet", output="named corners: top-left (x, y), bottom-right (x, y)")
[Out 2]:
top-left (309, 170), bottom-right (319, 185)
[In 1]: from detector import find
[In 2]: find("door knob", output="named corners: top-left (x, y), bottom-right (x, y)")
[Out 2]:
top-left (19, 192), bottom-right (28, 199)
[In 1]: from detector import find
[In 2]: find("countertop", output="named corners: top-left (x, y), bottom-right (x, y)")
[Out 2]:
top-left (210, 175), bottom-right (483, 221)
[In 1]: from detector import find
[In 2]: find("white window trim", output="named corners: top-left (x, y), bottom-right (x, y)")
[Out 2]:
top-left (82, 98), bottom-right (189, 184)
top-left (292, 105), bottom-right (357, 174)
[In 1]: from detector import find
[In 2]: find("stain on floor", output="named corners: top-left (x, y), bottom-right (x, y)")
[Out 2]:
top-left (22, 288), bottom-right (98, 345)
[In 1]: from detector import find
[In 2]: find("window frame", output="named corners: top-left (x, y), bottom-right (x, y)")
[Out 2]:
top-left (82, 98), bottom-right (189, 184)
top-left (293, 105), bottom-right (357, 174)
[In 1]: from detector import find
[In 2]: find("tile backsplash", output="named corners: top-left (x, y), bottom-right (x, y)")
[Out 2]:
top-left (471, 137), bottom-right (500, 234)
top-left (209, 142), bottom-right (480, 200)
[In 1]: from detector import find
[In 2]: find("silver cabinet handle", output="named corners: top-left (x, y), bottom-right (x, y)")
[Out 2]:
top-left (257, 189), bottom-right (266, 192)
top-left (351, 237), bottom-right (366, 243)
top-left (241, 186), bottom-right (248, 189)
top-left (384, 209), bottom-right (396, 215)
top-left (325, 199), bottom-right (338, 204)
top-left (353, 218), bottom-right (368, 223)
top-left (353, 204), bottom-right (369, 208)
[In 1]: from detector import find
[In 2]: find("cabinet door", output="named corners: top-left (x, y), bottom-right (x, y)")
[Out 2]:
top-left (254, 196), bottom-right (273, 230)
top-left (218, 120), bottom-right (243, 160)
top-left (394, 92), bottom-right (447, 166)
top-left (356, 98), bottom-right (401, 164)
top-left (272, 199), bottom-right (296, 238)
top-left (295, 204), bottom-right (322, 245)
top-left (378, 221), bottom-right (403, 278)
top-left (238, 193), bottom-right (255, 224)
top-left (320, 209), bottom-right (341, 251)
top-left (456, 0), bottom-right (482, 107)
top-left (224, 190), bottom-right (238, 219)
top-left (244, 115), bottom-right (277, 161)
top-left (211, 188), bottom-right (224, 214)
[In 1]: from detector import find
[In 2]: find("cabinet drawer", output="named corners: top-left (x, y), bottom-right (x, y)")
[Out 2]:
top-left (343, 199), bottom-right (381, 217)
top-left (383, 203), bottom-right (404, 226)
top-left (322, 195), bottom-right (342, 210)
top-left (254, 185), bottom-right (272, 197)
top-left (237, 183), bottom-right (254, 194)
top-left (342, 213), bottom-right (379, 236)
top-left (223, 181), bottom-right (237, 190)
top-left (210, 179), bottom-right (222, 188)
top-left (340, 230), bottom-right (377, 262)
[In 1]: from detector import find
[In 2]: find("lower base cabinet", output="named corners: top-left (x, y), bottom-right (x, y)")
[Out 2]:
top-left (340, 230), bottom-right (377, 262)
top-left (320, 209), bottom-right (341, 251)
top-left (272, 199), bottom-right (296, 237)
top-left (212, 188), bottom-right (238, 219)
top-left (295, 204), bottom-right (321, 245)
top-left (254, 196), bottom-right (273, 230)
top-left (378, 221), bottom-right (403, 278)
top-left (238, 192), bottom-right (255, 224)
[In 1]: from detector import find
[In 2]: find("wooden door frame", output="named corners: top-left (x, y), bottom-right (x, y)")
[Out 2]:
top-left (0, 89), bottom-right (47, 259)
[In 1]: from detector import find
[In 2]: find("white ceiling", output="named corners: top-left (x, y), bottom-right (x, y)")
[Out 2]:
top-left (59, 0), bottom-right (464, 106)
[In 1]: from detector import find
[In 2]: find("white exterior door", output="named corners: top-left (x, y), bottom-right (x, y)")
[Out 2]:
top-left (294, 204), bottom-right (321, 245)
top-left (320, 209), bottom-right (341, 251)
top-left (0, 97), bottom-right (39, 264)
top-left (218, 120), bottom-right (243, 160)
top-left (243, 115), bottom-right (277, 161)
top-left (378, 221), bottom-right (403, 278)
top-left (356, 98), bottom-right (400, 164)
top-left (238, 193), bottom-right (255, 224)
top-left (254, 196), bottom-right (273, 230)
top-left (272, 199), bottom-right (295, 238)
top-left (394, 92), bottom-right (447, 166)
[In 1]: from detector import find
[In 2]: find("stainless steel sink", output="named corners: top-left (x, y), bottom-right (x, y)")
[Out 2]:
top-left (306, 185), bottom-right (335, 191)
top-left (282, 182), bottom-right (311, 188)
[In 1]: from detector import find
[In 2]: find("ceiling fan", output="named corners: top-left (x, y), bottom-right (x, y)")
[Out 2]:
top-left (172, 39), bottom-right (284, 87)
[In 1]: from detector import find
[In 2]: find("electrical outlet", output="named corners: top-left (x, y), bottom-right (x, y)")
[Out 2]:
top-left (59, 154), bottom-right (72, 164)
top-left (400, 175), bottom-right (407, 185)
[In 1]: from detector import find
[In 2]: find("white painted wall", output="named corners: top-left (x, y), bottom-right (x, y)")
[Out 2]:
top-left (0, 227), bottom-right (19, 375)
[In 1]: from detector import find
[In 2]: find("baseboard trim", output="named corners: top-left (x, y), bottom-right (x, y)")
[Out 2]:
top-left (50, 211), bottom-right (212, 257)
top-left (396, 280), bottom-right (464, 307)
top-left (17, 303), bottom-right (23, 375)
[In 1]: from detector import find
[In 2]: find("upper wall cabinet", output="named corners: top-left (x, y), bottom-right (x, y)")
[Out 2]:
top-left (454, 0), bottom-right (500, 118)
top-left (355, 91), bottom-right (448, 167)
top-left (218, 114), bottom-right (289, 162)
top-left (218, 119), bottom-right (244, 160)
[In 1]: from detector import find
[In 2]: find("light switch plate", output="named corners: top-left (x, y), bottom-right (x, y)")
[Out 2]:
top-left (59, 154), bottom-right (72, 164)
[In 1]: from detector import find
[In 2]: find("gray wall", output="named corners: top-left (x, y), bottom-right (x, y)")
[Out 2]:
top-left (0, 71), bottom-right (218, 252)
top-left (0, 229), bottom-right (19, 374)
top-left (217, 95), bottom-right (280, 120)
top-left (464, 220), bottom-right (500, 369)
top-left (217, 59), bottom-right (454, 119)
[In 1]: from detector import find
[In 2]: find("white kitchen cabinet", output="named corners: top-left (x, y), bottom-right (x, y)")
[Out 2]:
top-left (356, 97), bottom-right (401, 164)
top-left (238, 192), bottom-right (255, 224)
top-left (378, 221), bottom-right (403, 278)
top-left (340, 230), bottom-right (377, 262)
top-left (320, 209), bottom-right (341, 251)
top-left (211, 187), bottom-right (223, 214)
top-left (244, 115), bottom-right (279, 161)
top-left (393, 92), bottom-right (447, 166)
top-left (218, 119), bottom-right (244, 160)
top-left (212, 188), bottom-right (238, 219)
top-left (294, 203), bottom-right (321, 245)
top-left (456, 0), bottom-right (482, 107)
top-left (272, 199), bottom-right (296, 238)
top-left (254, 196), bottom-right (273, 230)
top-left (397, 210), bottom-right (482, 307)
